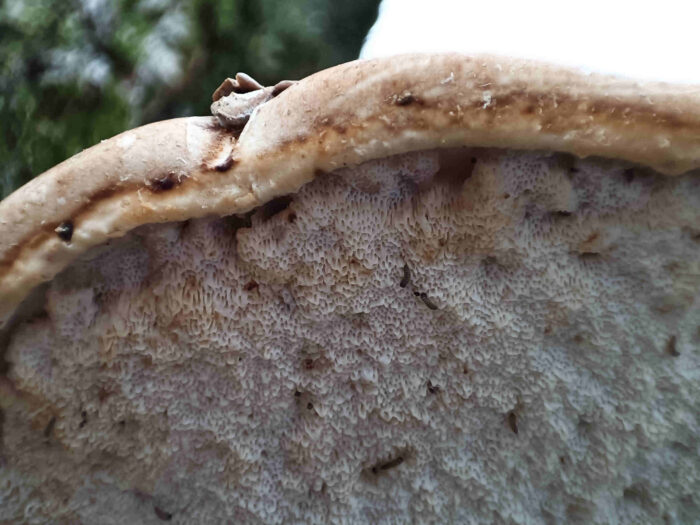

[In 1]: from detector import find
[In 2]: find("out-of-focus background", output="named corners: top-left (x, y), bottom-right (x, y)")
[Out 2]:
top-left (0, 0), bottom-right (380, 198)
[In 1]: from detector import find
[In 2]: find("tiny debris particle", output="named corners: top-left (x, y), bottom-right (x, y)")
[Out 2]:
top-left (306, 402), bottom-right (314, 410)
top-left (400, 264), bottom-right (410, 288)
top-left (415, 292), bottom-right (438, 310)
top-left (427, 380), bottom-right (439, 394)
top-left (79, 410), bottom-right (88, 428)
top-left (666, 335), bottom-right (680, 357)
top-left (55, 221), bottom-right (74, 242)
top-left (154, 506), bottom-right (172, 521)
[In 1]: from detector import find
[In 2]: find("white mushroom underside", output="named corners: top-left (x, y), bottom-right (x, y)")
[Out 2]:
top-left (2, 148), bottom-right (700, 524)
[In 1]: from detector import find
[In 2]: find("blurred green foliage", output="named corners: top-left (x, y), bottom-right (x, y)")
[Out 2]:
top-left (0, 0), bottom-right (379, 197)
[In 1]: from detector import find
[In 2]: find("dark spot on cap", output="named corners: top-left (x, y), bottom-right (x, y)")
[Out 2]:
top-left (214, 154), bottom-right (235, 172)
top-left (55, 221), bottom-right (74, 242)
top-left (287, 212), bottom-right (297, 223)
top-left (150, 172), bottom-right (180, 192)
top-left (244, 280), bottom-right (259, 292)
top-left (306, 402), bottom-right (313, 410)
top-left (508, 411), bottom-right (518, 435)
top-left (400, 264), bottom-right (410, 288)
top-left (395, 92), bottom-right (416, 106)
top-left (154, 506), bottom-right (172, 521)
top-left (79, 410), bottom-right (88, 428)
top-left (427, 380), bottom-right (439, 394)
top-left (294, 390), bottom-right (301, 397)
top-left (304, 358), bottom-right (314, 370)
top-left (666, 335), bottom-right (679, 357)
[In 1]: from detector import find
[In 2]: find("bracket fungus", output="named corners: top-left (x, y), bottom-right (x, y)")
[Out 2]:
top-left (1, 54), bottom-right (699, 524)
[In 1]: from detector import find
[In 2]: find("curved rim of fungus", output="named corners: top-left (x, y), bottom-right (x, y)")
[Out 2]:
top-left (1, 52), bottom-right (700, 327)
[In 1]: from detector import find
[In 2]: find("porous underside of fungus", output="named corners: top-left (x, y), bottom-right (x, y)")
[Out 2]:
top-left (0, 55), bottom-right (699, 524)
top-left (1, 147), bottom-right (699, 524)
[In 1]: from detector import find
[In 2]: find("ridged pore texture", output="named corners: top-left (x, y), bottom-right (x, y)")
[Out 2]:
top-left (2, 148), bottom-right (700, 524)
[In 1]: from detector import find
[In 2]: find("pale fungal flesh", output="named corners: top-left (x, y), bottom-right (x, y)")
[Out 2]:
top-left (0, 54), bottom-right (700, 524)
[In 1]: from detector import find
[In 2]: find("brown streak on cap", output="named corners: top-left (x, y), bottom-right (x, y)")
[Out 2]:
top-left (2, 54), bottom-right (700, 327)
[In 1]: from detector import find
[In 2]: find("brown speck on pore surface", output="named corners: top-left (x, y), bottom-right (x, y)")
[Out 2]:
top-left (243, 280), bottom-right (259, 292)
top-left (43, 416), bottom-right (56, 439)
top-left (665, 335), bottom-right (680, 357)
top-left (508, 411), bottom-right (519, 435)
top-left (400, 264), bottom-right (410, 288)
top-left (371, 455), bottom-right (405, 475)
top-left (427, 380), bottom-right (440, 394)
top-left (154, 505), bottom-right (172, 521)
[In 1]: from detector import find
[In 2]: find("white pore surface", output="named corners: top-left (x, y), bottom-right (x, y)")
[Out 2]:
top-left (3, 148), bottom-right (700, 524)
top-left (361, 0), bottom-right (700, 84)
